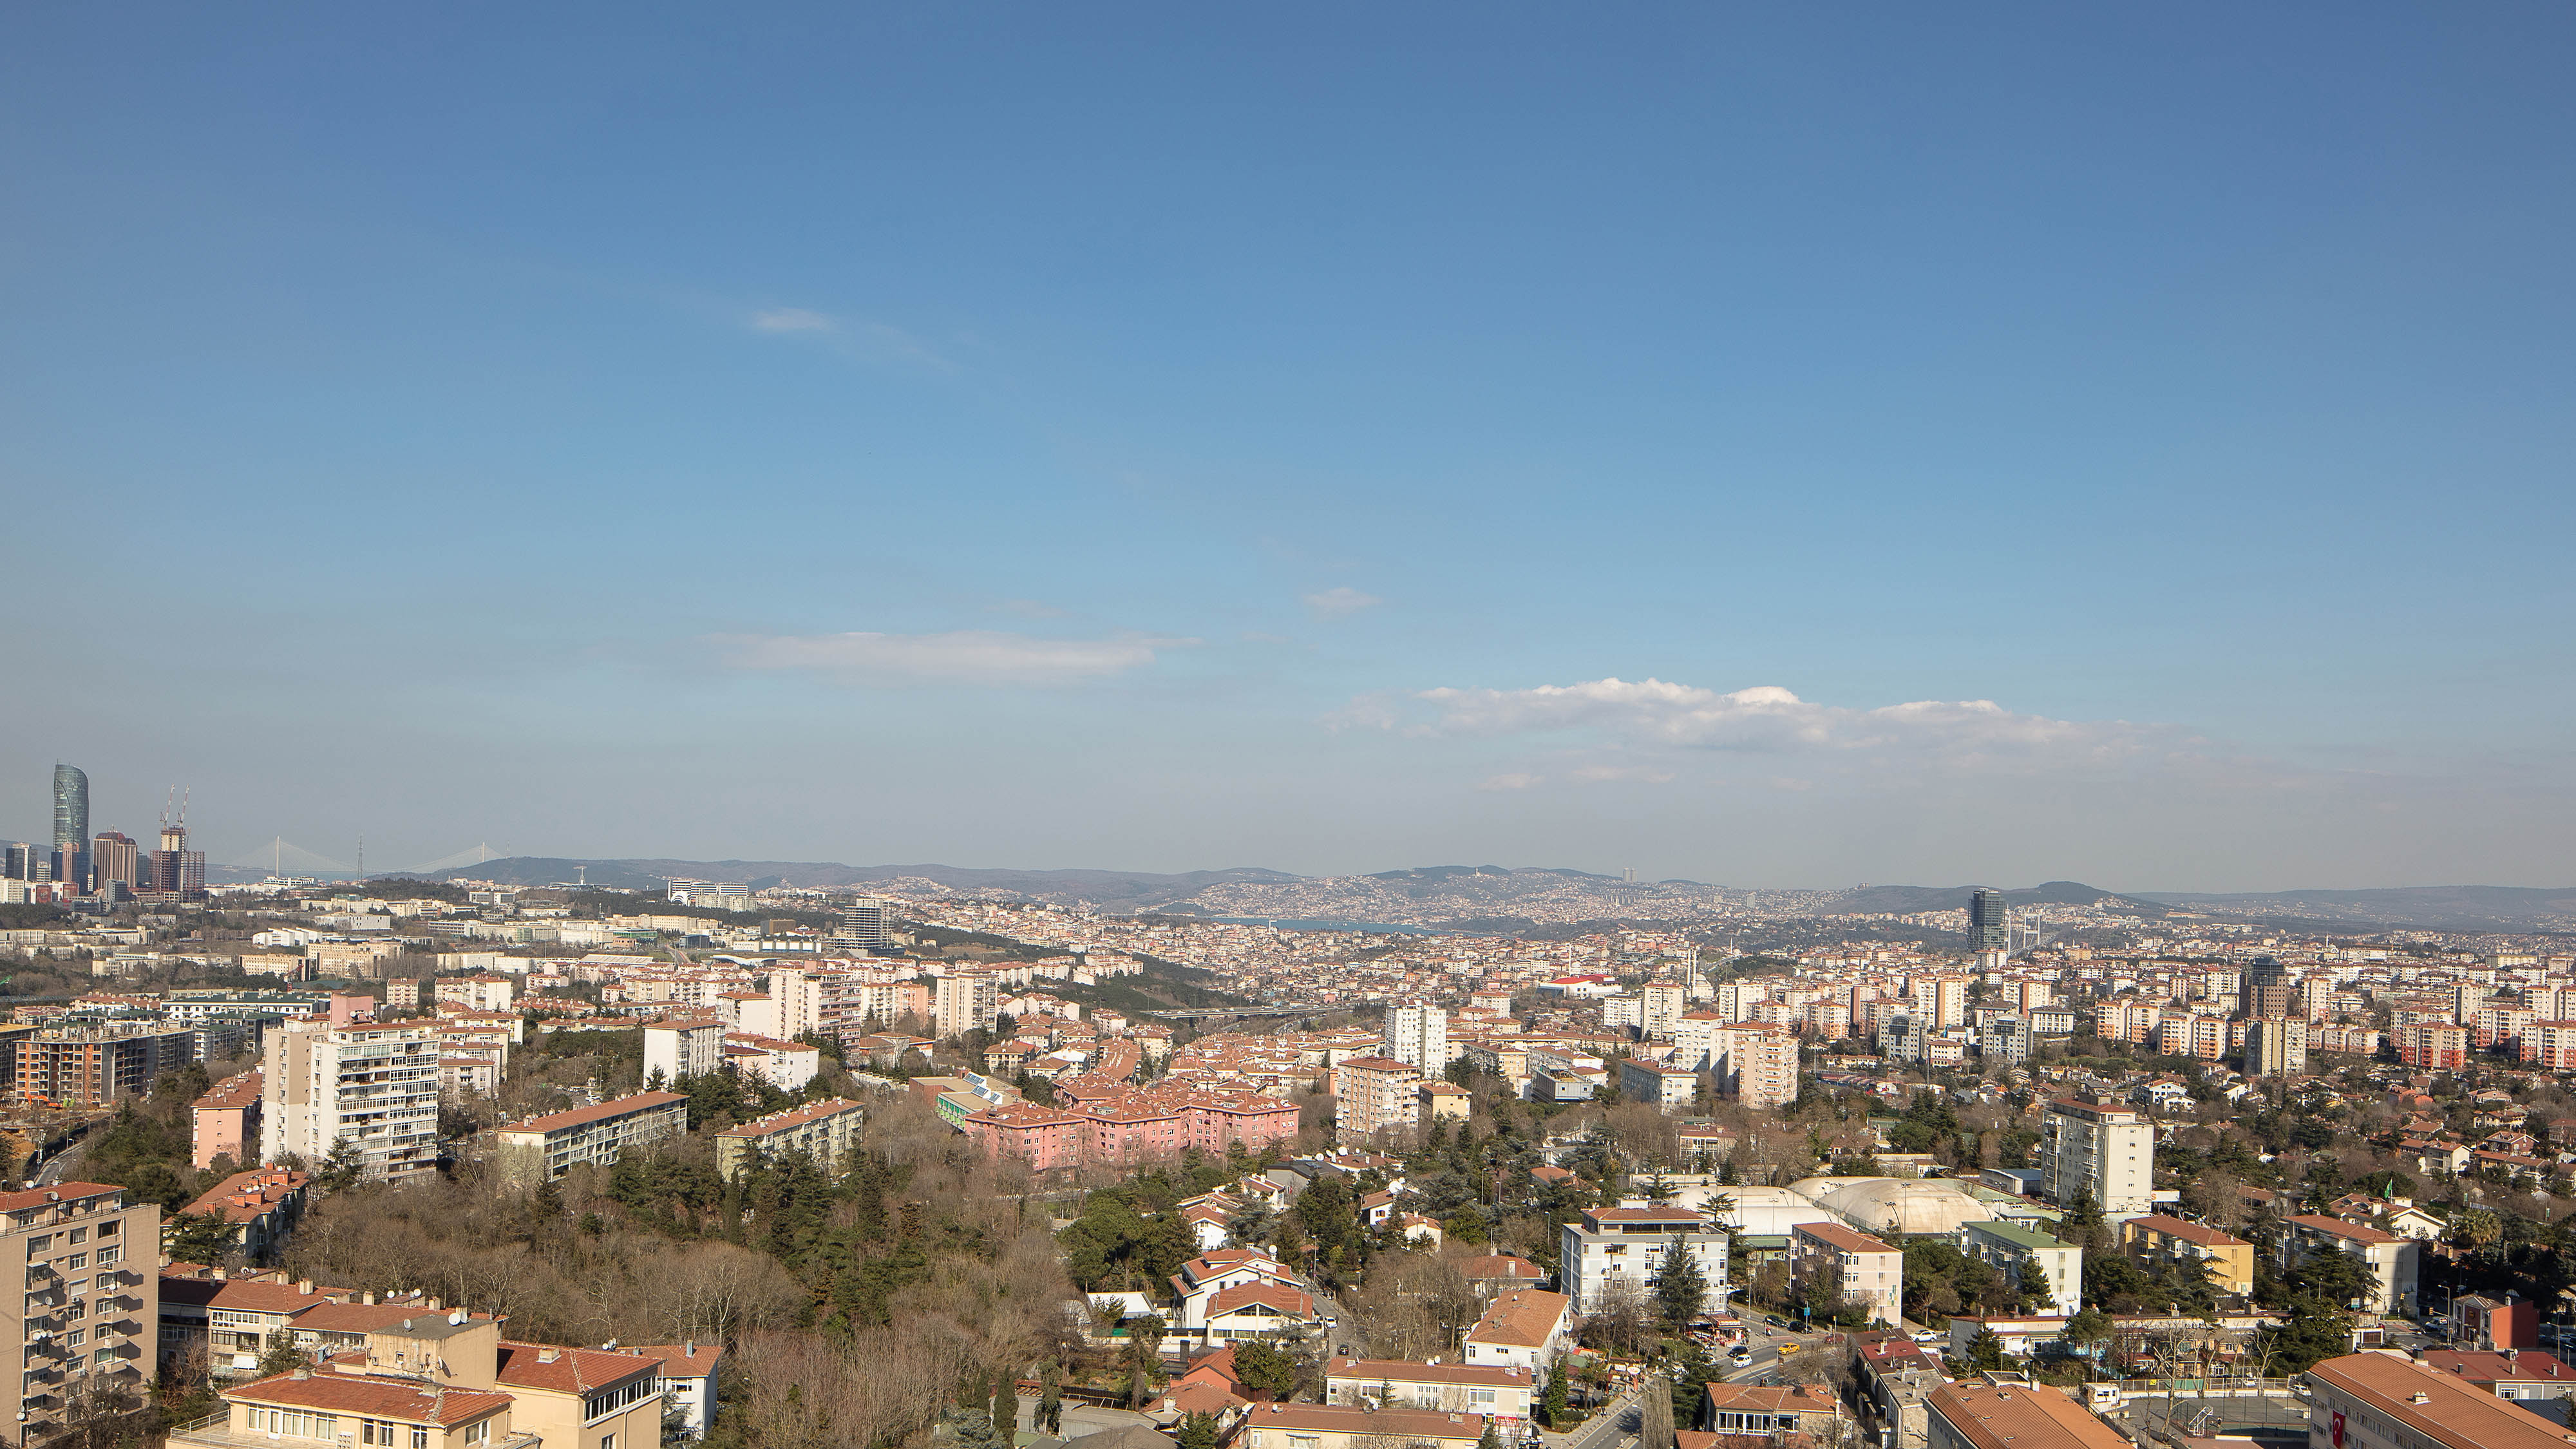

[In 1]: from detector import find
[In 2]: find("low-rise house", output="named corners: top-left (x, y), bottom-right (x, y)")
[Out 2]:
top-left (2281, 1215), bottom-right (2420, 1314)
top-left (1698, 1382), bottom-right (1850, 1437)
top-left (1926, 1380), bottom-right (2130, 1449)
top-left (169, 1167), bottom-right (308, 1262)
top-left (1461, 1289), bottom-right (1571, 1383)
top-left (636, 1341), bottom-right (726, 1438)
top-left (2416, 1349), bottom-right (2576, 1406)
top-left (1200, 1282), bottom-right (1321, 1346)
top-left (2119, 1215), bottom-right (2254, 1296)
top-left (1237, 1402), bottom-right (1488, 1449)
top-left (1324, 1358), bottom-right (1535, 1426)
top-left (1944, 1315), bottom-right (2069, 1364)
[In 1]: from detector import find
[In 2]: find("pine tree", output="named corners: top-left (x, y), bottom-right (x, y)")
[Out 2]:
top-left (1540, 1372), bottom-right (1569, 1428)
top-left (1654, 1236), bottom-right (1708, 1327)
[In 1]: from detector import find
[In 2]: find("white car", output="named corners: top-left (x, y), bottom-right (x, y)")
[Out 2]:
top-left (1912, 1331), bottom-right (1945, 1345)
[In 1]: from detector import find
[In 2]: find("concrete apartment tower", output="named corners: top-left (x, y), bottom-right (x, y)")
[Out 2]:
top-left (2039, 1098), bottom-right (2155, 1215)
top-left (260, 1018), bottom-right (441, 1184)
top-left (1383, 1001), bottom-right (1450, 1070)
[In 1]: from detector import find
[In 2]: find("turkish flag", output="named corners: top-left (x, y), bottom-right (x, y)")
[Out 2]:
top-left (2333, 1411), bottom-right (2347, 1448)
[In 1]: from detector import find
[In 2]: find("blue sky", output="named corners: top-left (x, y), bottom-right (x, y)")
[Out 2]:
top-left (5, 4), bottom-right (2572, 889)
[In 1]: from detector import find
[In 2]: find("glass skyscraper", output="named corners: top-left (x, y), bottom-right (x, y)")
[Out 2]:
top-left (51, 764), bottom-right (88, 850)
top-left (50, 765), bottom-right (89, 891)
top-left (1967, 887), bottom-right (2011, 954)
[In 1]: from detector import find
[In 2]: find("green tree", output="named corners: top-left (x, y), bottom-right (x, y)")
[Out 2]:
top-left (1477, 1421), bottom-right (1504, 1449)
top-left (1540, 1372), bottom-right (1570, 1428)
top-left (1654, 1237), bottom-right (1708, 1327)
top-left (1967, 1327), bottom-right (2006, 1372)
top-left (164, 1210), bottom-right (238, 1265)
top-left (256, 1331), bottom-right (312, 1378)
top-left (1177, 1413), bottom-right (1221, 1449)
top-left (1233, 1339), bottom-right (1297, 1401)
top-left (2064, 1307), bottom-right (2112, 1377)
top-left (313, 1137), bottom-right (366, 1195)
top-left (1039, 1363), bottom-right (1064, 1436)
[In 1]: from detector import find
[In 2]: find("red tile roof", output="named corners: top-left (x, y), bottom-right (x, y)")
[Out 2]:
top-left (495, 1341), bottom-right (660, 1394)
top-left (499, 1091), bottom-right (688, 1135)
top-left (0, 1182), bottom-right (122, 1214)
top-left (193, 1071), bottom-right (263, 1111)
top-left (631, 1343), bottom-right (724, 1375)
top-left (232, 1370), bottom-right (511, 1426)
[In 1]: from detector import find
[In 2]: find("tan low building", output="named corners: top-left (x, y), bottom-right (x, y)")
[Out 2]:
top-left (2304, 1350), bottom-right (2573, 1449)
top-left (2121, 1215), bottom-right (2255, 1296)
top-left (1927, 1381), bottom-right (2130, 1449)
top-left (1237, 1401), bottom-right (1488, 1449)
top-left (168, 1309), bottom-right (667, 1449)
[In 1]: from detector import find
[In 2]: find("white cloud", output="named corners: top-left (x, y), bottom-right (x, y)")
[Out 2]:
top-left (1568, 764), bottom-right (1678, 785)
top-left (744, 309), bottom-right (956, 372)
top-left (1477, 772), bottom-right (1544, 791)
top-left (718, 629), bottom-right (1193, 687)
top-left (752, 307), bottom-right (835, 333)
top-left (1403, 678), bottom-right (2177, 766)
top-left (1303, 587), bottom-right (1383, 620)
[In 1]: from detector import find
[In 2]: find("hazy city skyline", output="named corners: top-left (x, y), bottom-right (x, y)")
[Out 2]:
top-left (6, 6), bottom-right (2572, 888)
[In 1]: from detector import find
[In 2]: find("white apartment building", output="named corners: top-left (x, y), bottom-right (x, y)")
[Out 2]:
top-left (1959, 1220), bottom-right (2083, 1314)
top-left (491, 1091), bottom-right (689, 1184)
top-left (1641, 982), bottom-right (1689, 1038)
top-left (2039, 1098), bottom-right (2155, 1215)
top-left (934, 971), bottom-right (999, 1038)
top-left (259, 1019), bottom-right (441, 1184)
top-left (1791, 1221), bottom-right (1904, 1326)
top-left (431, 973), bottom-right (515, 1014)
top-left (1558, 1206), bottom-right (1728, 1315)
top-left (2248, 1018), bottom-right (2307, 1077)
top-left (763, 967), bottom-right (826, 1040)
top-left (1714, 1023), bottom-right (1799, 1109)
top-left (1383, 1003), bottom-right (1451, 1070)
top-left (2282, 1215), bottom-right (2420, 1314)
top-left (643, 1016), bottom-right (726, 1085)
top-left (1334, 1055), bottom-right (1423, 1144)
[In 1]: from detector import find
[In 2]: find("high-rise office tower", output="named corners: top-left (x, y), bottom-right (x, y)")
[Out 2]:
top-left (1967, 888), bottom-right (2010, 955)
top-left (146, 820), bottom-right (205, 898)
top-left (1383, 1001), bottom-right (1450, 1070)
top-left (50, 766), bottom-right (88, 853)
top-left (2239, 954), bottom-right (2294, 1020)
top-left (50, 765), bottom-right (88, 891)
top-left (91, 831), bottom-right (139, 891)
top-left (0, 844), bottom-right (30, 881)
top-left (836, 897), bottom-right (893, 950)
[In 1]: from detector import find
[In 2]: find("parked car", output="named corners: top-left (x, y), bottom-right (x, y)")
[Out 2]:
top-left (1912, 1331), bottom-right (1945, 1345)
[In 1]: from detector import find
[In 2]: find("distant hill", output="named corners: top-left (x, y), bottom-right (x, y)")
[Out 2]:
top-left (414, 857), bottom-right (1302, 911)
top-left (1818, 880), bottom-right (2170, 918)
top-left (2136, 885), bottom-right (2576, 931)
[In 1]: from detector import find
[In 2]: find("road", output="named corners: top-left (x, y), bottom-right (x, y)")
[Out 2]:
top-left (1546, 1385), bottom-right (1640, 1449)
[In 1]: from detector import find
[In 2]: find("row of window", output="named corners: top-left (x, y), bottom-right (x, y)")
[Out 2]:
top-left (23, 1221), bottom-right (119, 1259)
top-left (583, 1376), bottom-right (654, 1423)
